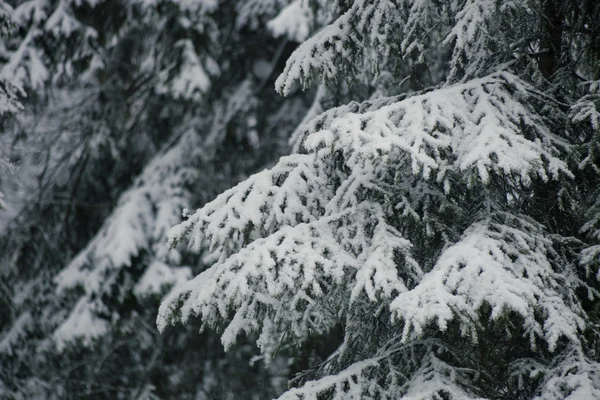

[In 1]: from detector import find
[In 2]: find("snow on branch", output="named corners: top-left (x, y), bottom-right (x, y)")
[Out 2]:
top-left (510, 345), bottom-right (600, 400)
top-left (167, 153), bottom-right (332, 258)
top-left (391, 213), bottom-right (585, 351)
top-left (444, 0), bottom-right (537, 81)
top-left (571, 80), bottom-right (600, 135)
top-left (399, 352), bottom-right (485, 400)
top-left (571, 80), bottom-right (600, 175)
top-left (574, 80), bottom-right (600, 280)
top-left (0, 2), bottom-right (23, 117)
top-left (162, 73), bottom-right (575, 354)
top-left (532, 346), bottom-right (600, 400)
top-left (159, 203), bottom-right (419, 349)
top-left (275, 0), bottom-right (402, 95)
top-left (305, 72), bottom-right (570, 186)
top-left (276, 0), bottom-right (540, 93)
top-left (267, 0), bottom-right (313, 43)
top-left (275, 358), bottom-right (380, 400)
top-left (156, 39), bottom-right (218, 101)
top-left (53, 298), bottom-right (110, 351)
top-left (580, 244), bottom-right (600, 281)
top-left (276, 342), bottom-right (484, 400)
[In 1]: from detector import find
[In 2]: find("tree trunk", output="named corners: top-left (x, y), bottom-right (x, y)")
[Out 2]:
top-left (538, 0), bottom-right (563, 79)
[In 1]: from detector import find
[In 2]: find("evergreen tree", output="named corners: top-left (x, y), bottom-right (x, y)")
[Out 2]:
top-left (159, 1), bottom-right (600, 399)
top-left (0, 0), bottom-right (317, 398)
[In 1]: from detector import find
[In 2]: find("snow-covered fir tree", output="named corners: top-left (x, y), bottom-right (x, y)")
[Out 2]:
top-left (0, 0), bottom-right (320, 398)
top-left (158, 0), bottom-right (600, 399)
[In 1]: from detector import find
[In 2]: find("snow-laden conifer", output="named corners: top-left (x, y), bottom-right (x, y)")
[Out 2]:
top-left (160, 0), bottom-right (600, 398)
top-left (0, 0), bottom-right (314, 397)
